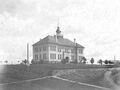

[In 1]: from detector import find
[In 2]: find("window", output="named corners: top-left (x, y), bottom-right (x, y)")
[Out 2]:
top-left (71, 55), bottom-right (74, 60)
top-left (39, 54), bottom-right (42, 60)
top-left (50, 45), bottom-right (56, 51)
top-left (58, 48), bottom-right (61, 52)
top-left (35, 47), bottom-right (38, 52)
top-left (39, 47), bottom-right (41, 52)
top-left (43, 53), bottom-right (47, 59)
top-left (71, 49), bottom-right (74, 53)
top-left (58, 54), bottom-right (62, 60)
top-left (79, 56), bottom-right (82, 60)
top-left (79, 49), bottom-right (83, 54)
top-left (50, 53), bottom-right (56, 59)
top-left (35, 54), bottom-right (38, 60)
top-left (65, 49), bottom-right (69, 53)
top-left (43, 46), bottom-right (47, 51)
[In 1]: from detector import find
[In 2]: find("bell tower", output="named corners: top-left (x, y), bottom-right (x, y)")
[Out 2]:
top-left (55, 18), bottom-right (63, 39)
top-left (56, 26), bottom-right (63, 39)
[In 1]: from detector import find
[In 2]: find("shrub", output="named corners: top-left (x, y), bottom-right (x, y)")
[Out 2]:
top-left (98, 59), bottom-right (103, 65)
top-left (81, 57), bottom-right (87, 64)
top-left (104, 60), bottom-right (109, 65)
top-left (90, 58), bottom-right (94, 64)
top-left (70, 60), bottom-right (78, 64)
top-left (61, 59), bottom-right (69, 64)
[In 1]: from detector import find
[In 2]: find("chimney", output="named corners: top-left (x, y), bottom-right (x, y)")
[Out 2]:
top-left (27, 43), bottom-right (29, 64)
top-left (74, 38), bottom-right (76, 45)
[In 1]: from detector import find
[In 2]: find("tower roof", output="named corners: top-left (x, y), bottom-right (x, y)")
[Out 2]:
top-left (56, 26), bottom-right (61, 34)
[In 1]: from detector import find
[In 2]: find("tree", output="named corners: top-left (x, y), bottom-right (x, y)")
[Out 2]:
top-left (104, 60), bottom-right (108, 65)
top-left (61, 57), bottom-right (69, 64)
top-left (98, 59), bottom-right (103, 65)
top-left (31, 59), bottom-right (35, 64)
top-left (90, 58), bottom-right (94, 64)
top-left (108, 60), bottom-right (114, 64)
top-left (5, 60), bottom-right (8, 64)
top-left (22, 59), bottom-right (28, 65)
top-left (82, 57), bottom-right (87, 64)
top-left (61, 59), bottom-right (66, 64)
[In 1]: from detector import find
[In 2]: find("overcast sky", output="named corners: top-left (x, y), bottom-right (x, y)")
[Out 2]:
top-left (0, 0), bottom-right (120, 63)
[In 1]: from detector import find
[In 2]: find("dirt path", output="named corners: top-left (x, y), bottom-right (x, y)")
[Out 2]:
top-left (52, 76), bottom-right (110, 90)
top-left (104, 70), bottom-right (120, 90)
top-left (0, 76), bottom-right (52, 86)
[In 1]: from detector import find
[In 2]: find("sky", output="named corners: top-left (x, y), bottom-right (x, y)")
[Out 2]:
top-left (0, 0), bottom-right (120, 63)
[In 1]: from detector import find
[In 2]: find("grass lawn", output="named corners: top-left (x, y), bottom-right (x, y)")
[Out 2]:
top-left (55, 69), bottom-right (109, 87)
top-left (0, 63), bottom-right (118, 84)
top-left (0, 63), bottom-right (120, 90)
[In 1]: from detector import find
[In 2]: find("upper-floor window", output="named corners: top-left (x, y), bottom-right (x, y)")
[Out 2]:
top-left (50, 53), bottom-right (56, 59)
top-left (65, 49), bottom-right (69, 53)
top-left (50, 45), bottom-right (56, 51)
top-left (35, 47), bottom-right (38, 52)
top-left (79, 49), bottom-right (83, 54)
top-left (39, 47), bottom-right (42, 52)
top-left (71, 49), bottom-right (74, 53)
top-left (43, 46), bottom-right (47, 51)
top-left (58, 48), bottom-right (61, 52)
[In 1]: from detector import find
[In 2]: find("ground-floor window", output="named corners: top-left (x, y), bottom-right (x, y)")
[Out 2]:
top-left (58, 54), bottom-right (62, 60)
top-left (39, 54), bottom-right (42, 60)
top-left (79, 56), bottom-right (82, 61)
top-left (71, 55), bottom-right (74, 60)
top-left (43, 53), bottom-right (47, 59)
top-left (35, 54), bottom-right (38, 60)
top-left (50, 53), bottom-right (56, 59)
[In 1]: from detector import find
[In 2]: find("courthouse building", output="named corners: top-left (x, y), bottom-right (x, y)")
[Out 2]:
top-left (32, 26), bottom-right (85, 63)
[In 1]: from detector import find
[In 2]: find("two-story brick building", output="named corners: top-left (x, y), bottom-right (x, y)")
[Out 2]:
top-left (32, 26), bottom-right (85, 63)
